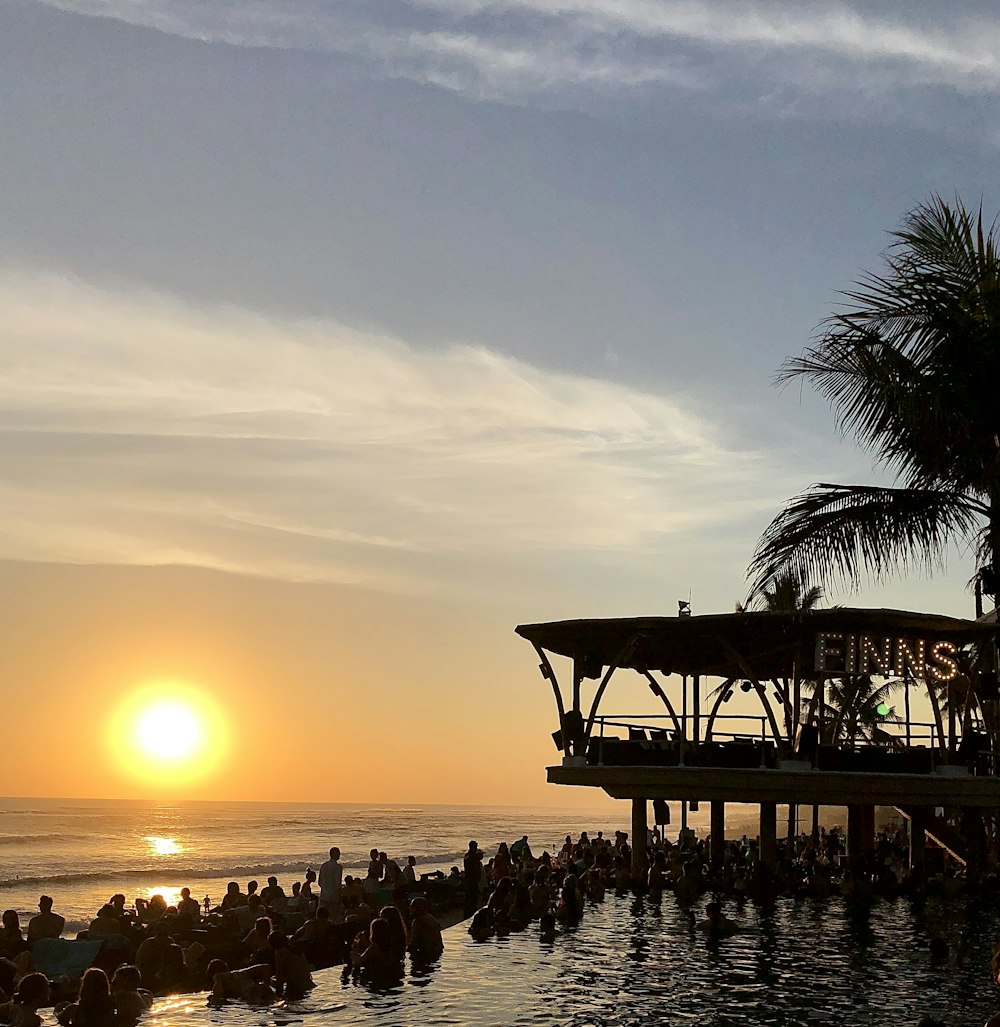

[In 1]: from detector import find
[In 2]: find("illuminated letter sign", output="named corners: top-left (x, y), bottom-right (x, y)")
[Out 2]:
top-left (815, 632), bottom-right (844, 673)
top-left (858, 636), bottom-right (892, 675)
top-left (927, 641), bottom-right (959, 682)
top-left (895, 638), bottom-right (926, 679)
top-left (812, 633), bottom-right (958, 680)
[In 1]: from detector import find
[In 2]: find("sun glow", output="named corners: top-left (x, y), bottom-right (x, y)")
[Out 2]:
top-left (109, 683), bottom-right (228, 789)
top-left (146, 836), bottom-right (182, 856)
top-left (136, 703), bottom-right (203, 760)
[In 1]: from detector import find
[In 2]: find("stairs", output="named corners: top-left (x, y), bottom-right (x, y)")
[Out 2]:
top-left (894, 806), bottom-right (967, 866)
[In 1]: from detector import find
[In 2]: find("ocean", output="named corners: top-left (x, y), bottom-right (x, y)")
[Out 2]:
top-left (3, 798), bottom-right (997, 1026)
top-left (0, 797), bottom-right (634, 932)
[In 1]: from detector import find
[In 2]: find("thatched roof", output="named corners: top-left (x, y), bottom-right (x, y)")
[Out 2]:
top-left (515, 608), bottom-right (994, 680)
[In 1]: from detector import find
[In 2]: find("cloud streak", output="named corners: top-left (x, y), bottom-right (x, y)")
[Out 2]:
top-left (34, 0), bottom-right (1000, 110)
top-left (0, 273), bottom-right (789, 595)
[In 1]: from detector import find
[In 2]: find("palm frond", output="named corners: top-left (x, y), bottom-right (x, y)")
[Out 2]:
top-left (776, 196), bottom-right (1000, 495)
top-left (748, 483), bottom-right (986, 599)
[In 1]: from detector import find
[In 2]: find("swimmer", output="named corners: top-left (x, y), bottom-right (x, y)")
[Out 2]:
top-left (209, 961), bottom-right (275, 1005)
top-left (109, 966), bottom-right (151, 1025)
top-left (697, 901), bottom-right (738, 936)
top-left (0, 973), bottom-right (49, 1027)
top-left (56, 968), bottom-right (115, 1027)
top-left (468, 908), bottom-right (493, 941)
top-left (268, 933), bottom-right (313, 1001)
top-left (408, 898), bottom-right (444, 964)
top-left (538, 912), bottom-right (556, 944)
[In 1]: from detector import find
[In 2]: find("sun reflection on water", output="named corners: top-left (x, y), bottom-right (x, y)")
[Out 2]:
top-left (145, 836), bottom-right (182, 856)
top-left (142, 885), bottom-right (184, 909)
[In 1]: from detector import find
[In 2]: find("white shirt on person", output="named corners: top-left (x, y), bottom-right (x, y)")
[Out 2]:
top-left (319, 858), bottom-right (343, 901)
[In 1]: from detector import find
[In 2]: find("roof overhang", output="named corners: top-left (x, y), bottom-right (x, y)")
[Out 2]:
top-left (516, 608), bottom-right (996, 680)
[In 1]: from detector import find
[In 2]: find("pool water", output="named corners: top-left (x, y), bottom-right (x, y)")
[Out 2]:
top-left (146, 891), bottom-right (1000, 1027)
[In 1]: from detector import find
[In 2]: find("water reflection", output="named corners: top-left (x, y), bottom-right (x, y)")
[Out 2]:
top-left (146, 836), bottom-right (182, 856)
top-left (148, 894), bottom-right (1000, 1027)
top-left (142, 886), bottom-right (184, 908)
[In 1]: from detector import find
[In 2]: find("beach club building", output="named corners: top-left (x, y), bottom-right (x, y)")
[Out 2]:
top-left (516, 608), bottom-right (1000, 879)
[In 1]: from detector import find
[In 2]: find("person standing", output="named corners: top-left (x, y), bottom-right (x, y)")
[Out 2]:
top-left (463, 841), bottom-right (483, 917)
top-left (318, 847), bottom-right (344, 924)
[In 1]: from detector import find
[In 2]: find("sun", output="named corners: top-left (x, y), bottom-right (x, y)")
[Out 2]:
top-left (135, 702), bottom-right (204, 762)
top-left (109, 683), bottom-right (228, 789)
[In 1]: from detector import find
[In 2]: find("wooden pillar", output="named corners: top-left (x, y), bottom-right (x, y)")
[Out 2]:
top-left (787, 803), bottom-right (797, 842)
top-left (710, 800), bottom-right (725, 872)
top-left (847, 804), bottom-right (874, 868)
top-left (908, 806), bottom-right (927, 880)
top-left (759, 801), bottom-right (777, 868)
top-left (811, 804), bottom-right (820, 844)
top-left (862, 804), bottom-right (876, 845)
top-left (631, 798), bottom-right (648, 883)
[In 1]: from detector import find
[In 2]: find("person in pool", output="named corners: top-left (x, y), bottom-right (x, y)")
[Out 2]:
top-left (56, 967), bottom-right (116, 1027)
top-left (27, 896), bottom-right (64, 945)
top-left (109, 966), bottom-right (151, 1025)
top-left (0, 914), bottom-right (25, 962)
top-left (0, 973), bottom-right (49, 1027)
top-left (268, 933), bottom-right (314, 1001)
top-left (352, 918), bottom-right (402, 980)
top-left (407, 898), bottom-right (443, 964)
top-left (697, 901), bottom-right (738, 936)
top-left (208, 960), bottom-right (275, 1006)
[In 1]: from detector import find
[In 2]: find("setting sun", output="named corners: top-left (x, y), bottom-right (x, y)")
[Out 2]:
top-left (109, 683), bottom-right (229, 790)
top-left (136, 702), bottom-right (203, 761)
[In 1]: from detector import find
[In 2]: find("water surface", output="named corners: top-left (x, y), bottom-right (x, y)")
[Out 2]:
top-left (148, 891), bottom-right (1000, 1027)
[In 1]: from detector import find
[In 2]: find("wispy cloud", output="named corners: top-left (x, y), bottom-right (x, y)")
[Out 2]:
top-left (35, 0), bottom-right (1000, 109)
top-left (0, 273), bottom-right (787, 594)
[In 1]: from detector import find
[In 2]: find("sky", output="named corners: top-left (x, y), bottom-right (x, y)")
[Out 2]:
top-left (1, 0), bottom-right (998, 805)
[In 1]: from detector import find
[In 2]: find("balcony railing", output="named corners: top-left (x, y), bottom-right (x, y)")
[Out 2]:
top-left (583, 713), bottom-right (996, 776)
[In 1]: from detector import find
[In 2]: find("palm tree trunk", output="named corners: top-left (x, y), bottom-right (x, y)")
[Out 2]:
top-left (989, 490), bottom-right (1000, 613)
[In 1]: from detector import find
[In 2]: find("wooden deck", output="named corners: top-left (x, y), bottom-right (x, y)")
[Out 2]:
top-left (547, 762), bottom-right (1000, 807)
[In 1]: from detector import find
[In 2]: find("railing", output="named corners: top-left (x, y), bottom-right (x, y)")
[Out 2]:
top-left (584, 712), bottom-right (996, 776)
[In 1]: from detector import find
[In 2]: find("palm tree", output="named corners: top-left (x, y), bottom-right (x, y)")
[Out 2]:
top-left (753, 571), bottom-right (824, 614)
top-left (813, 675), bottom-right (903, 748)
top-left (748, 197), bottom-right (1000, 609)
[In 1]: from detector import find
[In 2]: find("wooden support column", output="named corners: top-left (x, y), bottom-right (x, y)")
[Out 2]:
top-left (811, 804), bottom-right (820, 845)
top-left (710, 800), bottom-right (725, 873)
top-left (908, 806), bottom-right (927, 881)
top-left (862, 804), bottom-right (876, 846)
top-left (759, 801), bottom-right (777, 868)
top-left (787, 803), bottom-right (797, 842)
top-left (847, 804), bottom-right (875, 869)
top-left (631, 798), bottom-right (648, 884)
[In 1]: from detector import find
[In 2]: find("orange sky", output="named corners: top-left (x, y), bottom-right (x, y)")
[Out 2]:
top-left (1, 555), bottom-right (963, 807)
top-left (1, 559), bottom-right (631, 806)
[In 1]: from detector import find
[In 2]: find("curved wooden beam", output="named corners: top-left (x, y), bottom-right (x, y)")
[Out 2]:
top-left (582, 632), bottom-right (644, 741)
top-left (750, 679), bottom-right (785, 749)
top-left (532, 643), bottom-right (565, 725)
top-left (712, 633), bottom-right (785, 750)
top-left (704, 678), bottom-right (735, 741)
top-left (643, 671), bottom-right (682, 735)
top-left (585, 664), bottom-right (619, 740)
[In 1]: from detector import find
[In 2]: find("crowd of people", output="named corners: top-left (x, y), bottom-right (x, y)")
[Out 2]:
top-left (0, 844), bottom-right (449, 1023)
top-left (0, 824), bottom-right (994, 1025)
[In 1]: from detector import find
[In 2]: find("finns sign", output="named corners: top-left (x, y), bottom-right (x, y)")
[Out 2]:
top-left (813, 633), bottom-right (959, 682)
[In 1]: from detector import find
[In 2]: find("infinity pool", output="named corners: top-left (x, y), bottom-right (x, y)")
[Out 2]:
top-left (147, 891), bottom-right (1000, 1026)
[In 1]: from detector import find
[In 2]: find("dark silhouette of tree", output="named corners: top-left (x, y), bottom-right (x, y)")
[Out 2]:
top-left (749, 197), bottom-right (1000, 609)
